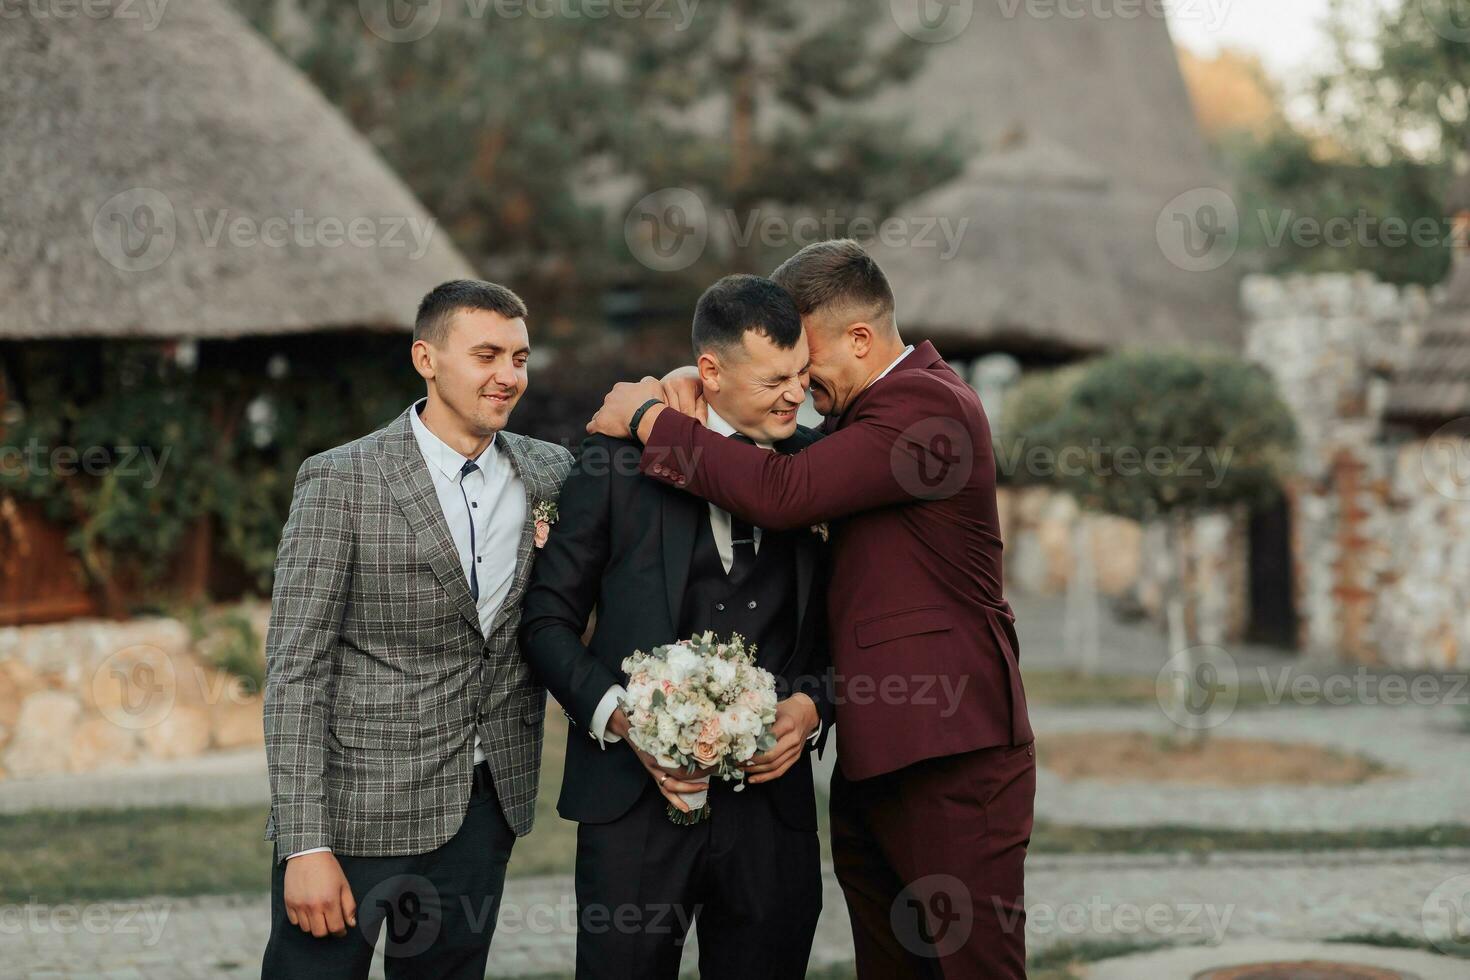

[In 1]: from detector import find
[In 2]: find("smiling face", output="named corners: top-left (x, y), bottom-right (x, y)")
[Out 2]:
top-left (414, 307), bottom-right (529, 437)
top-left (701, 328), bottom-right (810, 443)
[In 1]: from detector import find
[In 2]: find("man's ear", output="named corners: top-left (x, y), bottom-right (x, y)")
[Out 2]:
top-left (411, 339), bottom-right (436, 381)
top-left (848, 322), bottom-right (874, 359)
top-left (696, 351), bottom-right (723, 394)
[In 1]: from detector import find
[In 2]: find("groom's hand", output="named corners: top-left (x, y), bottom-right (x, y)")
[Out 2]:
top-left (631, 742), bottom-right (712, 814)
top-left (743, 694), bottom-right (819, 784)
top-left (284, 851), bottom-right (357, 938)
top-left (586, 378), bottom-right (665, 440)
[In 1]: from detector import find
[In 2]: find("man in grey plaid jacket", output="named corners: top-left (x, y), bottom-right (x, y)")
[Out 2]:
top-left (261, 280), bottom-right (572, 979)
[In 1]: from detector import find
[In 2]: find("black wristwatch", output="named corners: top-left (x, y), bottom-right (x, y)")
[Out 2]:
top-left (628, 397), bottom-right (665, 444)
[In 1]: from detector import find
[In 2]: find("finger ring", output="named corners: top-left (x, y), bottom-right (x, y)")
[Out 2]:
top-left (660, 773), bottom-right (668, 785)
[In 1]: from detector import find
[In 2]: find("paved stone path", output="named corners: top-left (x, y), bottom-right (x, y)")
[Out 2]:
top-left (1084, 940), bottom-right (1469, 980)
top-left (4, 849), bottom-right (1466, 978)
top-left (1032, 701), bottom-right (1470, 830)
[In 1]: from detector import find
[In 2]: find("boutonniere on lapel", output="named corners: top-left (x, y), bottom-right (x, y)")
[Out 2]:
top-left (810, 522), bottom-right (829, 543)
top-left (533, 500), bottom-right (559, 549)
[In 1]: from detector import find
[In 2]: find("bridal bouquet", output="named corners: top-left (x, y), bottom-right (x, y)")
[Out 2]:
top-left (620, 631), bottom-right (779, 824)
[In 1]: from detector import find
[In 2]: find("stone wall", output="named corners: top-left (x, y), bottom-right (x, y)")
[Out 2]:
top-left (997, 485), bottom-right (1250, 645)
top-left (1244, 271), bottom-right (1470, 668)
top-left (0, 603), bottom-right (267, 779)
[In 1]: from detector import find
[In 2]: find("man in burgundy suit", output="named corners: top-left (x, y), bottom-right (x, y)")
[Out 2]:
top-left (586, 239), bottom-right (1035, 979)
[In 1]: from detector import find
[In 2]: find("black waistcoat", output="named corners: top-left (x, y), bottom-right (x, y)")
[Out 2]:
top-left (676, 508), bottom-right (799, 677)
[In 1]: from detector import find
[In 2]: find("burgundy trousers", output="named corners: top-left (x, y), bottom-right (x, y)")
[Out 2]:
top-left (830, 741), bottom-right (1036, 979)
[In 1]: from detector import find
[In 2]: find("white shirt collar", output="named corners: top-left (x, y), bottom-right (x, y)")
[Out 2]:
top-left (410, 397), bottom-right (496, 483)
top-left (865, 344), bottom-right (916, 391)
top-left (706, 404), bottom-right (775, 450)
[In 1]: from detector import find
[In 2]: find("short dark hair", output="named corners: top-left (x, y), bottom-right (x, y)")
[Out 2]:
top-left (691, 274), bottom-right (803, 358)
top-left (770, 239), bottom-right (895, 324)
top-left (414, 279), bottom-right (528, 346)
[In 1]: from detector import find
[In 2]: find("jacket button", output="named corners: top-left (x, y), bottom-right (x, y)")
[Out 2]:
top-left (715, 602), bottom-right (725, 611)
top-left (747, 600), bottom-right (757, 609)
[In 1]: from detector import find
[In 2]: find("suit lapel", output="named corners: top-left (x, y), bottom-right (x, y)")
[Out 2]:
top-left (661, 488), bottom-right (700, 632)
top-left (377, 409), bottom-right (482, 635)
top-left (490, 431), bottom-right (542, 636)
top-left (773, 432), bottom-right (818, 639)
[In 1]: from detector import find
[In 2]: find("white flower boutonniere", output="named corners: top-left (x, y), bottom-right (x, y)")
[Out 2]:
top-left (533, 500), bottom-right (559, 549)
top-left (810, 522), bottom-right (829, 543)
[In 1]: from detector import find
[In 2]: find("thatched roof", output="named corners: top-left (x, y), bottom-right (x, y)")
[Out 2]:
top-left (1385, 257), bottom-right (1470, 424)
top-left (0, 0), bottom-right (475, 341)
top-left (866, 8), bottom-right (1242, 357)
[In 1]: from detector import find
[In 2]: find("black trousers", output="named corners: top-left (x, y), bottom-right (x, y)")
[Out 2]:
top-left (261, 761), bottom-right (517, 980)
top-left (573, 779), bottom-right (822, 980)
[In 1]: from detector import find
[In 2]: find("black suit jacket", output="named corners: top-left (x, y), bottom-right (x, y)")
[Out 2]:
top-left (521, 427), bottom-right (834, 827)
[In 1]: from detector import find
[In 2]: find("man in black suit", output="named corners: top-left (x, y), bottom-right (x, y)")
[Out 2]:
top-left (521, 275), bottom-right (833, 980)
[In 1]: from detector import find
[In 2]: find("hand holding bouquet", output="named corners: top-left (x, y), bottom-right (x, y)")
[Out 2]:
top-left (620, 631), bottom-right (779, 824)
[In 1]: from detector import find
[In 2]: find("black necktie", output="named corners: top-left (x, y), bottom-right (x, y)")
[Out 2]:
top-left (727, 433), bottom-right (757, 578)
top-left (459, 459), bottom-right (480, 601)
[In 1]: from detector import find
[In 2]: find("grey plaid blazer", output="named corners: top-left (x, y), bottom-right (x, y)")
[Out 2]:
top-left (262, 405), bottom-right (573, 860)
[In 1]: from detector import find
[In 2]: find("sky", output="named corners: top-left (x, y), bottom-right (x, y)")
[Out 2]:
top-left (1166, 0), bottom-right (1345, 83)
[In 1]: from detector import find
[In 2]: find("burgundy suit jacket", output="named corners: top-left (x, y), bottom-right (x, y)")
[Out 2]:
top-left (640, 341), bottom-right (1032, 780)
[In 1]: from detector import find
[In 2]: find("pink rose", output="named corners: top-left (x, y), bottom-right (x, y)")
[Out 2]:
top-left (693, 738), bottom-right (720, 767)
top-left (534, 519), bottom-right (551, 549)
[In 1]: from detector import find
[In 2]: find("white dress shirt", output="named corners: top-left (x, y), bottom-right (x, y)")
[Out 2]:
top-left (287, 399), bottom-right (525, 861)
top-left (867, 344), bottom-right (914, 390)
top-left (589, 405), bottom-right (820, 751)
